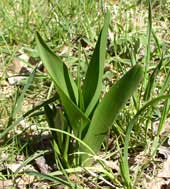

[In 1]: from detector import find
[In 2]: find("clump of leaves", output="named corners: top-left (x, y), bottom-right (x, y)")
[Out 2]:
top-left (36, 11), bottom-right (144, 168)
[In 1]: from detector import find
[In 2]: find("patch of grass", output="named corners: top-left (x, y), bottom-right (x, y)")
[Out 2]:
top-left (1, 0), bottom-right (170, 188)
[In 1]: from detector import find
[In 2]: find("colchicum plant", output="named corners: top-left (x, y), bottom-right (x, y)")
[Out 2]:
top-left (36, 11), bottom-right (144, 168)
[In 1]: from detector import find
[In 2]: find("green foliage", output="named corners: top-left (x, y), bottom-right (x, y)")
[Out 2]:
top-left (82, 11), bottom-right (110, 117)
top-left (82, 64), bottom-right (143, 163)
top-left (36, 11), bottom-right (144, 167)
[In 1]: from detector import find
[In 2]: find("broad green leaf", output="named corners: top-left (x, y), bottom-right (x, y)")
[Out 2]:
top-left (82, 65), bottom-right (144, 161)
top-left (44, 104), bottom-right (71, 167)
top-left (36, 32), bottom-right (78, 104)
top-left (82, 11), bottom-right (110, 116)
top-left (36, 33), bottom-right (90, 136)
top-left (44, 105), bottom-right (64, 152)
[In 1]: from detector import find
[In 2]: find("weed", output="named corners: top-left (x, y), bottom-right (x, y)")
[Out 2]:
top-left (36, 11), bottom-right (143, 170)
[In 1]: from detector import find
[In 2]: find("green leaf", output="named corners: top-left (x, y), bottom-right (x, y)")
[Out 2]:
top-left (26, 171), bottom-right (72, 187)
top-left (120, 157), bottom-right (131, 188)
top-left (36, 33), bottom-right (90, 136)
top-left (82, 11), bottom-right (110, 117)
top-left (44, 104), bottom-right (71, 167)
top-left (122, 95), bottom-right (170, 188)
top-left (44, 105), bottom-right (64, 151)
top-left (82, 65), bottom-right (144, 162)
top-left (36, 32), bottom-right (78, 103)
top-left (143, 53), bottom-right (163, 101)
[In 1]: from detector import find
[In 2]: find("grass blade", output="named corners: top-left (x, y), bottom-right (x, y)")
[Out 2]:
top-left (143, 0), bottom-right (152, 88)
top-left (122, 94), bottom-right (170, 188)
top-left (26, 171), bottom-right (73, 188)
top-left (3, 67), bottom-right (37, 140)
top-left (143, 53), bottom-right (163, 101)
top-left (160, 70), bottom-right (170, 95)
